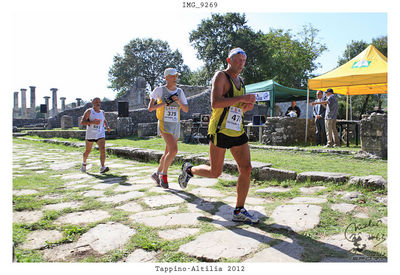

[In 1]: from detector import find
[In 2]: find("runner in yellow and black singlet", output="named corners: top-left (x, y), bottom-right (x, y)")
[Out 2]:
top-left (207, 71), bottom-right (248, 148)
top-left (179, 48), bottom-right (260, 224)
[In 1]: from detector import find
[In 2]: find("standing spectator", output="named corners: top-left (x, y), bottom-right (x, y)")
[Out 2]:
top-left (313, 91), bottom-right (327, 146)
top-left (312, 88), bottom-right (340, 147)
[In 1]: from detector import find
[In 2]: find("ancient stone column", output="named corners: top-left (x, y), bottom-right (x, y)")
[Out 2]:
top-left (20, 88), bottom-right (27, 118)
top-left (60, 97), bottom-right (66, 112)
top-left (76, 98), bottom-right (82, 107)
top-left (13, 91), bottom-right (19, 118)
top-left (50, 88), bottom-right (58, 117)
top-left (29, 86), bottom-right (36, 109)
top-left (28, 86), bottom-right (36, 119)
top-left (44, 96), bottom-right (50, 119)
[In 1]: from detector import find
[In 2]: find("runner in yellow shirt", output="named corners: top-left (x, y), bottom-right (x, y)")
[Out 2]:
top-left (148, 68), bottom-right (188, 188)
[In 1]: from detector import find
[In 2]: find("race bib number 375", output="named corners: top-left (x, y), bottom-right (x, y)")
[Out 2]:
top-left (225, 106), bottom-right (242, 131)
top-left (164, 106), bottom-right (179, 122)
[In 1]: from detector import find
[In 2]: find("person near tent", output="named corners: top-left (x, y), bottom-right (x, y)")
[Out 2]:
top-left (285, 100), bottom-right (301, 117)
top-left (311, 88), bottom-right (340, 147)
top-left (312, 91), bottom-right (327, 146)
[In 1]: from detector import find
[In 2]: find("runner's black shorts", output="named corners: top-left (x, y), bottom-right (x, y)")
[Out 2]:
top-left (207, 132), bottom-right (248, 149)
top-left (86, 138), bottom-right (104, 143)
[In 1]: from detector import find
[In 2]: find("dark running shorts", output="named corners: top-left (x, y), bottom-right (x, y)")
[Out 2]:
top-left (207, 132), bottom-right (248, 149)
top-left (86, 138), bottom-right (104, 143)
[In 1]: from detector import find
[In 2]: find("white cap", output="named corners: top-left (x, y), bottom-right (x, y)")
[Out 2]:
top-left (228, 48), bottom-right (247, 58)
top-left (164, 68), bottom-right (180, 77)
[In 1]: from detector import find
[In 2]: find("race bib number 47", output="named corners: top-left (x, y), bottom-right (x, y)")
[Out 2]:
top-left (164, 106), bottom-right (179, 122)
top-left (225, 106), bottom-right (242, 132)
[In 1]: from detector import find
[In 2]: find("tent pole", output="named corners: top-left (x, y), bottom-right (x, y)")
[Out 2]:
top-left (305, 87), bottom-right (310, 143)
top-left (270, 86), bottom-right (274, 117)
top-left (350, 95), bottom-right (352, 120)
top-left (346, 94), bottom-right (349, 120)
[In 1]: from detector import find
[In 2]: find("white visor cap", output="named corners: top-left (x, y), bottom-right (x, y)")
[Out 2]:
top-left (164, 68), bottom-right (180, 77)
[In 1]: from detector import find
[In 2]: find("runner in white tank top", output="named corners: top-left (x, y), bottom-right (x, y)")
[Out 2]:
top-left (85, 108), bottom-right (106, 140)
top-left (80, 97), bottom-right (111, 174)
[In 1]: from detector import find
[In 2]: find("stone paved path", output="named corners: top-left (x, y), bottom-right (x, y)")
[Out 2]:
top-left (12, 140), bottom-right (387, 262)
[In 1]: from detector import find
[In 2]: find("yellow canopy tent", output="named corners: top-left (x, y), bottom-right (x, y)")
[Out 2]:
top-left (308, 44), bottom-right (387, 95)
top-left (304, 45), bottom-right (387, 142)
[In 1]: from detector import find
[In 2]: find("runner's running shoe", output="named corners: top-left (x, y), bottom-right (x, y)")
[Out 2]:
top-left (151, 172), bottom-right (161, 186)
top-left (100, 166), bottom-right (109, 174)
top-left (232, 208), bottom-right (259, 224)
top-left (81, 163), bottom-right (86, 173)
top-left (159, 174), bottom-right (169, 189)
top-left (178, 162), bottom-right (193, 189)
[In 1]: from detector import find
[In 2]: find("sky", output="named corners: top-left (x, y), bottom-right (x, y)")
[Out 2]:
top-left (6, 0), bottom-right (389, 107)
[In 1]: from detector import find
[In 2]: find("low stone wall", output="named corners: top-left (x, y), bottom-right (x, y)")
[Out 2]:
top-left (360, 113), bottom-right (387, 159)
top-left (13, 118), bottom-right (46, 127)
top-left (138, 122), bottom-right (158, 137)
top-left (178, 85), bottom-right (210, 98)
top-left (260, 117), bottom-right (316, 146)
top-left (105, 112), bottom-right (118, 129)
top-left (27, 130), bottom-right (87, 139)
top-left (47, 101), bottom-right (118, 129)
top-left (26, 130), bottom-right (116, 140)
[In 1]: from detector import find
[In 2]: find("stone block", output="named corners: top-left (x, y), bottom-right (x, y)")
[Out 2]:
top-left (117, 117), bottom-right (134, 137)
top-left (360, 113), bottom-right (387, 159)
top-left (257, 167), bottom-right (297, 182)
top-left (61, 115), bottom-right (73, 129)
top-left (349, 175), bottom-right (387, 190)
top-left (296, 171), bottom-right (350, 183)
top-left (78, 116), bottom-right (85, 129)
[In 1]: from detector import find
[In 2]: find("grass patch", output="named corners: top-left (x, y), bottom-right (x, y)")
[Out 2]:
top-left (159, 251), bottom-right (200, 262)
top-left (14, 248), bottom-right (44, 262)
top-left (61, 225), bottom-right (87, 242)
top-left (129, 225), bottom-right (168, 251)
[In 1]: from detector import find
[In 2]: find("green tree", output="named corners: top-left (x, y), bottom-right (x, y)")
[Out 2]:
top-left (189, 13), bottom-right (254, 80)
top-left (184, 66), bottom-right (211, 86)
top-left (261, 25), bottom-right (326, 89)
top-left (189, 13), bottom-right (326, 88)
top-left (108, 38), bottom-right (187, 97)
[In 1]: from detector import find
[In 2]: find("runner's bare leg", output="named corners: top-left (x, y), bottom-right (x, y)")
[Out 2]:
top-left (160, 132), bottom-right (178, 174)
top-left (190, 141), bottom-right (226, 178)
top-left (83, 140), bottom-right (94, 163)
top-left (230, 142), bottom-right (252, 207)
top-left (96, 138), bottom-right (106, 167)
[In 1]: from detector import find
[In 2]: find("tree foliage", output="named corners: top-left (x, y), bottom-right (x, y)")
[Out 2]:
top-left (108, 38), bottom-right (187, 97)
top-left (189, 13), bottom-right (250, 77)
top-left (189, 13), bottom-right (327, 89)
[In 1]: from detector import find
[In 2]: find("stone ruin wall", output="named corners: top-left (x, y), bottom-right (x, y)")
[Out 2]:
top-left (360, 113), bottom-right (387, 159)
top-left (259, 117), bottom-right (316, 145)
